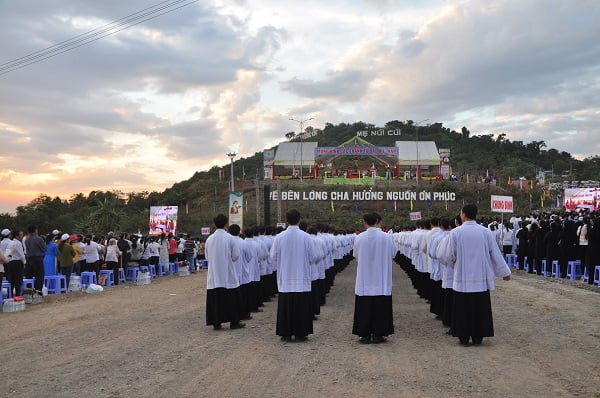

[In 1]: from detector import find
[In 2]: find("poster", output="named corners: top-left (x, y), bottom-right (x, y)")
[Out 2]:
top-left (201, 227), bottom-right (211, 236)
top-left (263, 149), bottom-right (275, 180)
top-left (149, 206), bottom-right (178, 235)
top-left (409, 211), bottom-right (422, 221)
top-left (564, 188), bottom-right (600, 211)
top-left (229, 192), bottom-right (244, 230)
top-left (491, 195), bottom-right (514, 213)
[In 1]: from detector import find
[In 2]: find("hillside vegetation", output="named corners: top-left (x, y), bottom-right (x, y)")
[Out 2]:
top-left (2, 121), bottom-right (598, 233)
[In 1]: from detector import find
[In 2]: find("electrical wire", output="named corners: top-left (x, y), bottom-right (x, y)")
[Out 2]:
top-left (0, 0), bottom-right (199, 76)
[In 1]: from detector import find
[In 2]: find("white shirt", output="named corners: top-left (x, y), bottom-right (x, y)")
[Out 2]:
top-left (269, 225), bottom-right (315, 293)
top-left (353, 227), bottom-right (396, 296)
top-left (6, 239), bottom-right (26, 263)
top-left (83, 241), bottom-right (101, 263)
top-left (438, 220), bottom-right (511, 293)
top-left (105, 245), bottom-right (121, 262)
top-left (147, 242), bottom-right (160, 257)
top-left (205, 229), bottom-right (240, 289)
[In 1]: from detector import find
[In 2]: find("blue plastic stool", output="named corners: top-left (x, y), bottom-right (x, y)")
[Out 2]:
top-left (566, 260), bottom-right (582, 280)
top-left (21, 278), bottom-right (35, 295)
top-left (2, 279), bottom-right (13, 298)
top-left (157, 263), bottom-right (166, 276)
top-left (147, 264), bottom-right (157, 278)
top-left (505, 254), bottom-right (517, 268)
top-left (99, 270), bottom-right (114, 286)
top-left (540, 260), bottom-right (551, 277)
top-left (80, 271), bottom-right (97, 288)
top-left (139, 265), bottom-right (149, 273)
top-left (583, 267), bottom-right (589, 283)
top-left (199, 260), bottom-right (208, 269)
top-left (44, 275), bottom-right (67, 294)
top-left (117, 268), bottom-right (126, 284)
top-left (594, 266), bottom-right (600, 286)
top-left (168, 262), bottom-right (178, 275)
top-left (126, 267), bottom-right (139, 282)
top-left (551, 260), bottom-right (561, 278)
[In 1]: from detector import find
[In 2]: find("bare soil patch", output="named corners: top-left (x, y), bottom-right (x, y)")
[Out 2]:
top-left (1, 262), bottom-right (599, 397)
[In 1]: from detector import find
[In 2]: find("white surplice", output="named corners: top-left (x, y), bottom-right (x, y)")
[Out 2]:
top-left (205, 229), bottom-right (240, 289)
top-left (438, 221), bottom-right (511, 293)
top-left (353, 227), bottom-right (396, 296)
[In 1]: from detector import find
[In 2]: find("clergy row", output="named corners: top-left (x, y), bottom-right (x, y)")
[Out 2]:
top-left (204, 212), bottom-right (355, 341)
top-left (392, 204), bottom-right (511, 346)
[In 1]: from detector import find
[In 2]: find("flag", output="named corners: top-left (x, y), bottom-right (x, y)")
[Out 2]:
top-left (394, 200), bottom-right (397, 212)
top-left (185, 203), bottom-right (189, 214)
top-left (410, 199), bottom-right (414, 211)
top-left (445, 199), bottom-right (448, 211)
top-left (530, 180), bottom-right (533, 190)
top-left (508, 176), bottom-right (512, 187)
top-left (529, 193), bottom-right (533, 209)
top-left (540, 194), bottom-right (544, 207)
top-left (331, 199), bottom-right (335, 213)
top-left (242, 166), bottom-right (246, 178)
top-left (466, 174), bottom-right (469, 184)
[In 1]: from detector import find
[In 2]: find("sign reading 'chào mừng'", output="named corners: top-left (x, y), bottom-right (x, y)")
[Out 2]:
top-left (270, 190), bottom-right (456, 201)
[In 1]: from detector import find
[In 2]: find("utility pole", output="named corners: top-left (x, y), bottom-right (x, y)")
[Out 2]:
top-left (227, 151), bottom-right (237, 191)
top-left (415, 119), bottom-right (429, 185)
top-left (289, 116), bottom-right (314, 182)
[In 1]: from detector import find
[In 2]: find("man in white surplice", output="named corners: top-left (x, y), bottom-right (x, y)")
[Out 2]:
top-left (205, 214), bottom-right (245, 330)
top-left (270, 209), bottom-right (319, 342)
top-left (438, 204), bottom-right (511, 346)
top-left (352, 212), bottom-right (397, 344)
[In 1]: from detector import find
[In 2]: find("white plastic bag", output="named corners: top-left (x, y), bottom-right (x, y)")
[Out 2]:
top-left (86, 283), bottom-right (104, 294)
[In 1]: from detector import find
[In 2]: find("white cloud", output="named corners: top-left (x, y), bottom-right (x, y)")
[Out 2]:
top-left (0, 0), bottom-right (599, 213)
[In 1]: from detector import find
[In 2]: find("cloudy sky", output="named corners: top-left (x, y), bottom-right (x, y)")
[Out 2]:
top-left (1, 0), bottom-right (599, 213)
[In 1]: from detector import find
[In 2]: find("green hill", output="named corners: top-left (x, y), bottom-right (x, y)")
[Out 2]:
top-left (2, 121), bottom-right (598, 234)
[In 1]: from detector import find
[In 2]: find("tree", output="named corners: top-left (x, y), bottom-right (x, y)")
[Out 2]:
top-left (89, 196), bottom-right (125, 234)
top-left (461, 126), bottom-right (470, 138)
top-left (285, 131), bottom-right (296, 141)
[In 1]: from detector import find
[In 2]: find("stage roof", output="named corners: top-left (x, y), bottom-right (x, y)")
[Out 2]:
top-left (274, 142), bottom-right (318, 166)
top-left (395, 141), bottom-right (440, 166)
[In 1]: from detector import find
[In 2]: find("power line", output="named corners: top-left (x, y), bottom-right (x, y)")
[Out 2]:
top-left (0, 0), bottom-right (199, 76)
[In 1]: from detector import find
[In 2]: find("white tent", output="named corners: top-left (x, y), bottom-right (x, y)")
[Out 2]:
top-left (274, 142), bottom-right (318, 166)
top-left (395, 141), bottom-right (440, 166)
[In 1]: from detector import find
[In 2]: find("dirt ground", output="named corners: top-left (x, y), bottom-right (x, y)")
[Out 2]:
top-left (1, 261), bottom-right (599, 398)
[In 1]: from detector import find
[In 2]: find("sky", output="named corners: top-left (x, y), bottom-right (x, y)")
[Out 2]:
top-left (0, 0), bottom-right (599, 214)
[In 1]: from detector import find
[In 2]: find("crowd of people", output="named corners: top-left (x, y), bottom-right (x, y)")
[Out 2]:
top-left (204, 212), bottom-right (355, 341)
top-left (481, 210), bottom-right (599, 284)
top-left (3, 205), bottom-right (596, 347)
top-left (0, 226), bottom-right (207, 298)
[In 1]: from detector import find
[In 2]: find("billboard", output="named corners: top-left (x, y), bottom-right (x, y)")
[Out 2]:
top-left (149, 206), bottom-right (178, 235)
top-left (564, 188), bottom-right (600, 211)
top-left (491, 195), bottom-right (514, 213)
top-left (263, 149), bottom-right (275, 180)
top-left (229, 192), bottom-right (244, 230)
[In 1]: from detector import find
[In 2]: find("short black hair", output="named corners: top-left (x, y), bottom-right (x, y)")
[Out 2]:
top-left (363, 212), bottom-right (378, 226)
top-left (27, 225), bottom-right (37, 234)
top-left (228, 224), bottom-right (241, 236)
top-left (461, 204), bottom-right (478, 220)
top-left (298, 221), bottom-right (308, 231)
top-left (286, 209), bottom-right (301, 225)
top-left (213, 214), bottom-right (228, 229)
